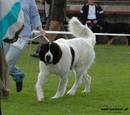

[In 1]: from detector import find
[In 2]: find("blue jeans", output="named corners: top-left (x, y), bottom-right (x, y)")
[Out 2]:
top-left (4, 38), bottom-right (28, 82)
top-left (10, 66), bottom-right (25, 82)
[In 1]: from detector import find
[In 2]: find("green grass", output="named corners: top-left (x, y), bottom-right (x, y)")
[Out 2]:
top-left (2, 45), bottom-right (130, 115)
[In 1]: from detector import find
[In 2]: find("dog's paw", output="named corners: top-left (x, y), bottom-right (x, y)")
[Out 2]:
top-left (37, 96), bottom-right (44, 102)
top-left (67, 90), bottom-right (75, 96)
top-left (51, 95), bottom-right (60, 99)
top-left (82, 89), bottom-right (90, 94)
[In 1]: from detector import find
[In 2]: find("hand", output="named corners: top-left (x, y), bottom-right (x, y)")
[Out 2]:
top-left (38, 26), bottom-right (46, 35)
top-left (93, 20), bottom-right (98, 24)
top-left (38, 0), bottom-right (44, 3)
top-left (86, 20), bottom-right (92, 24)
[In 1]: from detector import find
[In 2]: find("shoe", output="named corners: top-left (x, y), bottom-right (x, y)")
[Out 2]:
top-left (1, 88), bottom-right (10, 98)
top-left (16, 81), bottom-right (23, 92)
top-left (30, 53), bottom-right (39, 58)
top-left (10, 67), bottom-right (24, 92)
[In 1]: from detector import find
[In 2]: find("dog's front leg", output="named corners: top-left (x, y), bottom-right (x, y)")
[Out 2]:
top-left (35, 72), bottom-right (48, 102)
top-left (51, 75), bottom-right (68, 99)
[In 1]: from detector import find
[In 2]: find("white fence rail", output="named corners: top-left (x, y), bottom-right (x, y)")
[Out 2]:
top-left (32, 30), bottom-right (130, 36)
top-left (30, 30), bottom-right (130, 42)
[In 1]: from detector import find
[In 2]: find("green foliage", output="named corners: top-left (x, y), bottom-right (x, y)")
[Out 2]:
top-left (2, 45), bottom-right (130, 115)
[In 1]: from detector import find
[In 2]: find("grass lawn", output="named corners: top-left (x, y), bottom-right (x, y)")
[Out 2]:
top-left (2, 44), bottom-right (130, 115)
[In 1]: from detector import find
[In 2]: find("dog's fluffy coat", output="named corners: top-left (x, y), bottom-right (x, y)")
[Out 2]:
top-left (35, 17), bottom-right (96, 101)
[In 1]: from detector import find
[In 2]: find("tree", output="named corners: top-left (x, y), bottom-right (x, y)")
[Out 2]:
top-left (47, 0), bottom-right (66, 41)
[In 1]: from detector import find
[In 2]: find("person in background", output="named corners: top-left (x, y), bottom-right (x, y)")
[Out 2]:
top-left (80, 0), bottom-right (104, 31)
top-left (4, 0), bottom-right (45, 92)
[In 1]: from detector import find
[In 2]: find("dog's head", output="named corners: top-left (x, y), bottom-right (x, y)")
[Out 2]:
top-left (96, 20), bottom-right (107, 32)
top-left (39, 42), bottom-right (62, 65)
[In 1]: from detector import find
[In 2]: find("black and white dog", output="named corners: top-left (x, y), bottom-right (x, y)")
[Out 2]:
top-left (35, 17), bottom-right (96, 101)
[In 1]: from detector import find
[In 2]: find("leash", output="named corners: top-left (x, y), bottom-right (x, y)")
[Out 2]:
top-left (28, 32), bottom-right (50, 43)
top-left (27, 32), bottom-right (50, 57)
top-left (41, 34), bottom-right (50, 42)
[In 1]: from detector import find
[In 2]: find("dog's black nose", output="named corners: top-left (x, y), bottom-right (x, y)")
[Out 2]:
top-left (46, 55), bottom-right (51, 61)
top-left (45, 55), bottom-right (52, 64)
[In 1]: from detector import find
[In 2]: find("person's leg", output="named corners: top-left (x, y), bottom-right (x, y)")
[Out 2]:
top-left (0, 49), bottom-right (10, 96)
top-left (5, 38), bottom-right (28, 92)
top-left (6, 45), bottom-right (22, 72)
top-left (0, 105), bottom-right (2, 115)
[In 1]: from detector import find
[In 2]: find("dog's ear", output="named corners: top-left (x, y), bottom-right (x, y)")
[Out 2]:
top-left (50, 43), bottom-right (62, 64)
top-left (39, 43), bottom-right (49, 54)
top-left (96, 19), bottom-right (107, 32)
top-left (39, 43), bottom-right (49, 62)
top-left (97, 19), bottom-right (104, 26)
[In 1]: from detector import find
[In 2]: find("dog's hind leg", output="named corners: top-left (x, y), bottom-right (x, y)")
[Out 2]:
top-left (51, 75), bottom-right (68, 99)
top-left (125, 37), bottom-right (128, 46)
top-left (67, 70), bottom-right (83, 96)
top-left (35, 72), bottom-right (48, 102)
top-left (107, 37), bottom-right (113, 45)
top-left (82, 73), bottom-right (91, 93)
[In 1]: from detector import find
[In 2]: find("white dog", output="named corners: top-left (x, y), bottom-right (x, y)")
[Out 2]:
top-left (35, 17), bottom-right (96, 101)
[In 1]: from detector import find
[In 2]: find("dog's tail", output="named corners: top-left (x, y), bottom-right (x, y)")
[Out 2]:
top-left (68, 17), bottom-right (96, 46)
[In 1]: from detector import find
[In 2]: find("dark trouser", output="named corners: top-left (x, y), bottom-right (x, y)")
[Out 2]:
top-left (87, 20), bottom-right (101, 43)
top-left (0, 48), bottom-right (9, 99)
